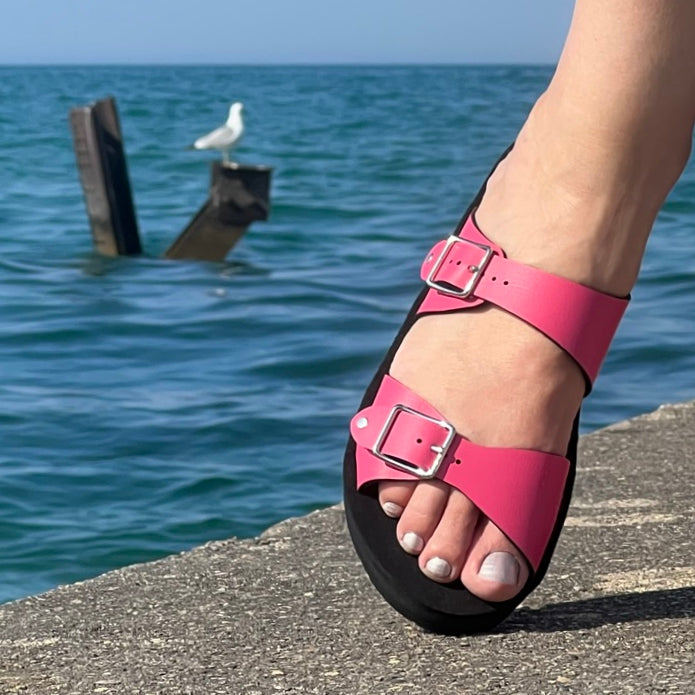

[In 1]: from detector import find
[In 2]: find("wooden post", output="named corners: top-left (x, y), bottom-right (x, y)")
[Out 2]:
top-left (69, 97), bottom-right (143, 256)
top-left (164, 162), bottom-right (272, 261)
top-left (70, 97), bottom-right (272, 262)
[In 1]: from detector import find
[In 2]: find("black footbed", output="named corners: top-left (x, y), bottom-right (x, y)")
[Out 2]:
top-left (342, 146), bottom-right (579, 635)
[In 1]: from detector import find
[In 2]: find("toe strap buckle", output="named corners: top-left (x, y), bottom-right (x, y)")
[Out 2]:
top-left (425, 235), bottom-right (493, 299)
top-left (371, 405), bottom-right (456, 479)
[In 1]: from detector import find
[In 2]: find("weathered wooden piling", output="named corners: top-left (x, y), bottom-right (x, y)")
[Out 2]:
top-left (69, 97), bottom-right (143, 257)
top-left (70, 97), bottom-right (272, 262)
top-left (164, 162), bottom-right (272, 261)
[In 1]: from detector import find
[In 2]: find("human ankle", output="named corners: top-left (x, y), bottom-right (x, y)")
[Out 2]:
top-left (475, 98), bottom-right (690, 296)
top-left (530, 88), bottom-right (692, 206)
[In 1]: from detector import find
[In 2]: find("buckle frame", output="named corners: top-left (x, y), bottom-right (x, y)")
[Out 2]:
top-left (371, 404), bottom-right (455, 479)
top-left (425, 235), bottom-right (493, 298)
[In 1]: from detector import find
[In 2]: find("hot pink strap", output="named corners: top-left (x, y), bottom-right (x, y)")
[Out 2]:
top-left (418, 216), bottom-right (629, 385)
top-left (351, 375), bottom-right (570, 571)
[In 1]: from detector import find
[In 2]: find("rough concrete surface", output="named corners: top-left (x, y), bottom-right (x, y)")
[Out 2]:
top-left (1, 402), bottom-right (694, 694)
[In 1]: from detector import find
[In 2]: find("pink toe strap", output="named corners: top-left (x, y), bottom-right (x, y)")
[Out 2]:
top-left (350, 375), bottom-right (570, 571)
top-left (418, 215), bottom-right (629, 386)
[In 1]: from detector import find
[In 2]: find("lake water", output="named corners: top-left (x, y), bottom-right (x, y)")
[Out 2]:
top-left (1, 65), bottom-right (694, 604)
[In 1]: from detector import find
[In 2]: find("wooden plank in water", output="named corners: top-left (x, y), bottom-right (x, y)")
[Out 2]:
top-left (165, 162), bottom-right (271, 261)
top-left (69, 97), bottom-right (142, 256)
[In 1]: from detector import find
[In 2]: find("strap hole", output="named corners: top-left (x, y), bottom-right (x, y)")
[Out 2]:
top-left (456, 260), bottom-right (461, 265)
top-left (455, 458), bottom-right (461, 465)
top-left (416, 438), bottom-right (422, 444)
top-left (491, 276), bottom-right (497, 281)
top-left (503, 280), bottom-right (509, 285)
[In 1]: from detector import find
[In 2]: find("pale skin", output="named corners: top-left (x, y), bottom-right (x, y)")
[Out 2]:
top-left (378, 0), bottom-right (695, 600)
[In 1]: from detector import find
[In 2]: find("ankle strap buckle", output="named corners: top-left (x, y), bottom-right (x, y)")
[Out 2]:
top-left (425, 235), bottom-right (493, 299)
top-left (371, 405), bottom-right (456, 479)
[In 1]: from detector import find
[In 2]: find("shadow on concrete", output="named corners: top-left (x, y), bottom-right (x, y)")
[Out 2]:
top-left (503, 586), bottom-right (695, 633)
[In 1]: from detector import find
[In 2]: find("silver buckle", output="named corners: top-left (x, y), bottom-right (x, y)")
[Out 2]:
top-left (371, 405), bottom-right (455, 479)
top-left (425, 235), bottom-right (493, 298)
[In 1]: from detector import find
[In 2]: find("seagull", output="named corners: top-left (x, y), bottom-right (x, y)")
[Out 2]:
top-left (191, 102), bottom-right (244, 164)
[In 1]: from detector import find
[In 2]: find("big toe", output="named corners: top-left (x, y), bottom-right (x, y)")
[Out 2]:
top-left (460, 517), bottom-right (529, 602)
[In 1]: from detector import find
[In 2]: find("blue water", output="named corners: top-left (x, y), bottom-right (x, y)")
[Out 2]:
top-left (1, 65), bottom-right (694, 605)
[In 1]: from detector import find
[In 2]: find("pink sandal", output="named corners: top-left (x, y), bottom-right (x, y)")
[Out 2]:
top-left (343, 164), bottom-right (628, 634)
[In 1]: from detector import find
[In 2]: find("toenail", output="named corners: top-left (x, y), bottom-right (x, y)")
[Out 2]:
top-left (382, 501), bottom-right (403, 518)
top-left (401, 531), bottom-right (424, 554)
top-left (425, 557), bottom-right (451, 579)
top-left (478, 552), bottom-right (520, 585)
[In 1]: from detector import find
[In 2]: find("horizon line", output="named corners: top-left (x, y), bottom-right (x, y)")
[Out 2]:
top-left (0, 60), bottom-right (555, 69)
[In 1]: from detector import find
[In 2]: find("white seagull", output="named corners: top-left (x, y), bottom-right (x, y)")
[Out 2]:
top-left (191, 102), bottom-right (244, 163)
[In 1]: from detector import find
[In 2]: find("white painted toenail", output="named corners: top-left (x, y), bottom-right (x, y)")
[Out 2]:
top-left (478, 552), bottom-right (519, 585)
top-left (401, 531), bottom-right (424, 554)
top-left (356, 417), bottom-right (368, 429)
top-left (382, 501), bottom-right (403, 518)
top-left (425, 557), bottom-right (451, 579)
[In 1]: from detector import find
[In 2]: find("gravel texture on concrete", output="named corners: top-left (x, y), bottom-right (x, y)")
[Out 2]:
top-left (1, 403), bottom-right (694, 694)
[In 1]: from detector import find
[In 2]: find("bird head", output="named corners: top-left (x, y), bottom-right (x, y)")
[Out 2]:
top-left (227, 102), bottom-right (244, 124)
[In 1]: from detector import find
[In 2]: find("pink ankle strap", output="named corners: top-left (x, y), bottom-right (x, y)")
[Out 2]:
top-left (418, 216), bottom-right (629, 386)
top-left (350, 375), bottom-right (571, 571)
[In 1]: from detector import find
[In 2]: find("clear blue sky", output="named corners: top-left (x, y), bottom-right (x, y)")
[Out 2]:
top-left (1, 1), bottom-right (573, 64)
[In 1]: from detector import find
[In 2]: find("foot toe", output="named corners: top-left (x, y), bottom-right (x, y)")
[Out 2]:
top-left (460, 517), bottom-right (529, 602)
top-left (378, 481), bottom-right (415, 518)
top-left (395, 480), bottom-right (449, 555)
top-left (418, 488), bottom-right (479, 583)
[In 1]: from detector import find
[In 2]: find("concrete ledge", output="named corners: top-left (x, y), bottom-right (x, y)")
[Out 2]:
top-left (1, 404), bottom-right (694, 694)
